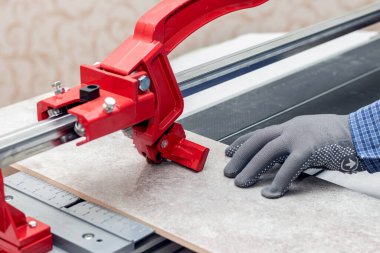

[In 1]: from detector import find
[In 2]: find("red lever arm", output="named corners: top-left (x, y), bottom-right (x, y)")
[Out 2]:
top-left (137, 0), bottom-right (268, 54)
top-left (37, 0), bottom-right (268, 172)
top-left (103, 0), bottom-right (268, 73)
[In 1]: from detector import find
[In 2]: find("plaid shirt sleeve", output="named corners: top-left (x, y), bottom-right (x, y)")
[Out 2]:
top-left (349, 100), bottom-right (380, 173)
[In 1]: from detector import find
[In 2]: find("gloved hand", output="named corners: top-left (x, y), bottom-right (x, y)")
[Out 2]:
top-left (224, 114), bottom-right (366, 199)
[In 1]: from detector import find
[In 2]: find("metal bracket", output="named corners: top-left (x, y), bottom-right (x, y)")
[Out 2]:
top-left (0, 170), bottom-right (53, 253)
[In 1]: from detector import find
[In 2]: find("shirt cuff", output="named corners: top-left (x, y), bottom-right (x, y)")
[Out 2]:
top-left (349, 101), bottom-right (380, 173)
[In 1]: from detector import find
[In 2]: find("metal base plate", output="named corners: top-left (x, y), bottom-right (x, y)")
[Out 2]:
top-left (4, 172), bottom-right (190, 253)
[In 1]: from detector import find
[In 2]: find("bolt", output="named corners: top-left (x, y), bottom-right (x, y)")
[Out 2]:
top-left (103, 97), bottom-right (116, 114)
top-left (60, 132), bottom-right (78, 143)
top-left (82, 233), bottom-right (95, 240)
top-left (51, 81), bottom-right (65, 95)
top-left (74, 122), bottom-right (86, 137)
top-left (28, 220), bottom-right (38, 228)
top-left (138, 75), bottom-right (151, 92)
top-left (5, 195), bottom-right (13, 202)
top-left (47, 108), bottom-right (62, 118)
top-left (161, 139), bottom-right (169, 149)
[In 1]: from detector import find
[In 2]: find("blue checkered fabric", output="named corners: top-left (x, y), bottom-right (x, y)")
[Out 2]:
top-left (349, 100), bottom-right (380, 173)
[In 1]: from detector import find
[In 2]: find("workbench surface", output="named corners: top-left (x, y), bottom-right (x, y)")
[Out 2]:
top-left (1, 95), bottom-right (380, 253)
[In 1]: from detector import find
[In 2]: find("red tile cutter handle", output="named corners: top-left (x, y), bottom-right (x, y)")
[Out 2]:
top-left (37, 0), bottom-right (268, 172)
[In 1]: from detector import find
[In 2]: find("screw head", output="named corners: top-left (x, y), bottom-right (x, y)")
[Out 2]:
top-left (161, 139), bottom-right (169, 149)
top-left (138, 75), bottom-right (151, 92)
top-left (51, 81), bottom-right (61, 88)
top-left (28, 220), bottom-right (38, 228)
top-left (51, 81), bottom-right (65, 95)
top-left (103, 97), bottom-right (116, 113)
top-left (82, 233), bottom-right (95, 240)
top-left (5, 195), bottom-right (13, 202)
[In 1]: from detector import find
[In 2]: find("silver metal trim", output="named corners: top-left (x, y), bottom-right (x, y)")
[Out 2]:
top-left (0, 114), bottom-right (78, 168)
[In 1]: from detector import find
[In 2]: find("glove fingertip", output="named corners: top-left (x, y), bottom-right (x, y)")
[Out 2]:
top-left (261, 186), bottom-right (285, 199)
top-left (224, 164), bottom-right (240, 178)
top-left (224, 170), bottom-right (237, 178)
top-left (234, 175), bottom-right (257, 188)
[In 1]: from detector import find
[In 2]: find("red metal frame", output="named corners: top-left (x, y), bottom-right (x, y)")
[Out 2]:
top-left (0, 171), bottom-right (52, 253)
top-left (37, 0), bottom-right (268, 172)
top-left (2, 1), bottom-right (269, 251)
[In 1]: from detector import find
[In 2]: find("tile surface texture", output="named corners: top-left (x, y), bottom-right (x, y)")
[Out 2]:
top-left (1, 97), bottom-right (380, 253)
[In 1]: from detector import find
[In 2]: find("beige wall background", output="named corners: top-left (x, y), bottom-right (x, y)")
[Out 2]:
top-left (0, 0), bottom-right (377, 107)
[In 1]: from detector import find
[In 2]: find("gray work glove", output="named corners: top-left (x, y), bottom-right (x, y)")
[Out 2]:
top-left (224, 114), bottom-right (366, 199)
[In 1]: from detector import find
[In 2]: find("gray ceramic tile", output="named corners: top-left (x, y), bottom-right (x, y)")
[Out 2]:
top-left (1, 96), bottom-right (380, 253)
